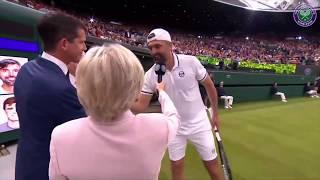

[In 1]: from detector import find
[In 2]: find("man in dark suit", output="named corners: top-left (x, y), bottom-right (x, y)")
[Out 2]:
top-left (14, 13), bottom-right (87, 180)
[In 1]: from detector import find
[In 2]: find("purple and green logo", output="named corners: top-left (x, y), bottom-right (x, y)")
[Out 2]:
top-left (293, 4), bottom-right (317, 27)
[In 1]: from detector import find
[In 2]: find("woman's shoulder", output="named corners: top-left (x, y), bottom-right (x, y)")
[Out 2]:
top-left (132, 113), bottom-right (171, 139)
top-left (134, 113), bottom-right (168, 127)
top-left (52, 117), bottom-right (88, 138)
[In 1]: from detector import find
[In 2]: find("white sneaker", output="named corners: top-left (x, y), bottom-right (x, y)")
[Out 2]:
top-left (224, 106), bottom-right (229, 109)
top-left (228, 105), bottom-right (233, 109)
top-left (282, 100), bottom-right (287, 102)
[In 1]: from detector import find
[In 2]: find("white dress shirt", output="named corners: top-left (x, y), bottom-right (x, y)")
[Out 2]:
top-left (41, 52), bottom-right (76, 87)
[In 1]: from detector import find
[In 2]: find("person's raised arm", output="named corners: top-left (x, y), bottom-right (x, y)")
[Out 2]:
top-left (131, 69), bottom-right (156, 114)
top-left (131, 93), bottom-right (153, 114)
top-left (156, 82), bottom-right (180, 143)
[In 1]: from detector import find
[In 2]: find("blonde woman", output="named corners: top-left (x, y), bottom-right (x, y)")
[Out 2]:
top-left (49, 44), bottom-right (180, 180)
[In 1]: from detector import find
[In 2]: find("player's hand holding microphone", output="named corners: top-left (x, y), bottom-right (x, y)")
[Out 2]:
top-left (155, 62), bottom-right (166, 92)
top-left (156, 81), bottom-right (165, 92)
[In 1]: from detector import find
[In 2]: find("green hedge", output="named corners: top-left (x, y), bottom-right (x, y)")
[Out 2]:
top-left (197, 56), bottom-right (296, 74)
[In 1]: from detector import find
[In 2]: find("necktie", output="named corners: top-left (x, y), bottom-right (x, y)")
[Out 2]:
top-left (66, 70), bottom-right (70, 78)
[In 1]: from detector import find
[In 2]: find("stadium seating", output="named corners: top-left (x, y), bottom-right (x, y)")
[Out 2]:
top-left (7, 0), bottom-right (320, 66)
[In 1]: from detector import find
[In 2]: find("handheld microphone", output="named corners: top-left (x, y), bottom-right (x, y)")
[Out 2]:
top-left (155, 63), bottom-right (166, 83)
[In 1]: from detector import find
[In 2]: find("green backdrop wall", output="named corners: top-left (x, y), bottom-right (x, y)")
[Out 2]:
top-left (209, 71), bottom-right (315, 103)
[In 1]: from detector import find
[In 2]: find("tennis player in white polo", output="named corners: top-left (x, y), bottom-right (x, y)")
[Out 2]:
top-left (132, 28), bottom-right (223, 180)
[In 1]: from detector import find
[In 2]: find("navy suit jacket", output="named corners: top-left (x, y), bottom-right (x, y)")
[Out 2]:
top-left (14, 57), bottom-right (86, 180)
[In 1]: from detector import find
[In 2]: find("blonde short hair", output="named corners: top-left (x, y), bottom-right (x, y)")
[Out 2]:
top-left (76, 44), bottom-right (145, 121)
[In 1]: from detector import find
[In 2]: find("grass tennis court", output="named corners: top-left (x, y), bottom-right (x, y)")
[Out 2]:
top-left (159, 98), bottom-right (320, 180)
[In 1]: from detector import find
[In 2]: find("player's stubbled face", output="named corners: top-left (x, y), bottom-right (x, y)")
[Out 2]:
top-left (148, 40), bottom-right (171, 64)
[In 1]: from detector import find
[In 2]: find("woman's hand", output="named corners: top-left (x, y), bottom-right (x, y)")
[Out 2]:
top-left (156, 82), bottom-right (165, 92)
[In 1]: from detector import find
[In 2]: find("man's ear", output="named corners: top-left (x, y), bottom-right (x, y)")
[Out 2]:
top-left (60, 38), bottom-right (69, 51)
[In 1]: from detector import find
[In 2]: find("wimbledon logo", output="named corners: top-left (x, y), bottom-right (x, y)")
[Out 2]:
top-left (293, 4), bottom-right (317, 27)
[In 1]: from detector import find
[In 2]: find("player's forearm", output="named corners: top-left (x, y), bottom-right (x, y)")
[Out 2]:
top-left (205, 84), bottom-right (219, 117)
top-left (158, 90), bottom-right (180, 142)
top-left (158, 90), bottom-right (180, 128)
top-left (131, 101), bottom-right (147, 114)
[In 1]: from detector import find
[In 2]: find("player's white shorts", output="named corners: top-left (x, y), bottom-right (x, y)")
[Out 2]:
top-left (168, 130), bottom-right (218, 161)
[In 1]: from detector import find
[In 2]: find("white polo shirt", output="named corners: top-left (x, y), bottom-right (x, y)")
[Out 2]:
top-left (142, 54), bottom-right (212, 135)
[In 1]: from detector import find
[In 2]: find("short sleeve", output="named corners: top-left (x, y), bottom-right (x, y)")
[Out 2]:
top-left (192, 57), bottom-right (207, 82)
top-left (141, 69), bottom-right (156, 96)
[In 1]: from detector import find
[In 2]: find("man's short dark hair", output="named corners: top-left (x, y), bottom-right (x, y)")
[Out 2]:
top-left (3, 97), bottom-right (16, 110)
top-left (0, 59), bottom-right (20, 69)
top-left (37, 13), bottom-right (86, 52)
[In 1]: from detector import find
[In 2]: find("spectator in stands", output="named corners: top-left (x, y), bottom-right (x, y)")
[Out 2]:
top-left (49, 44), bottom-right (180, 180)
top-left (304, 82), bottom-right (319, 98)
top-left (218, 59), bottom-right (224, 70)
top-left (271, 82), bottom-right (288, 102)
top-left (217, 81), bottom-right (234, 109)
